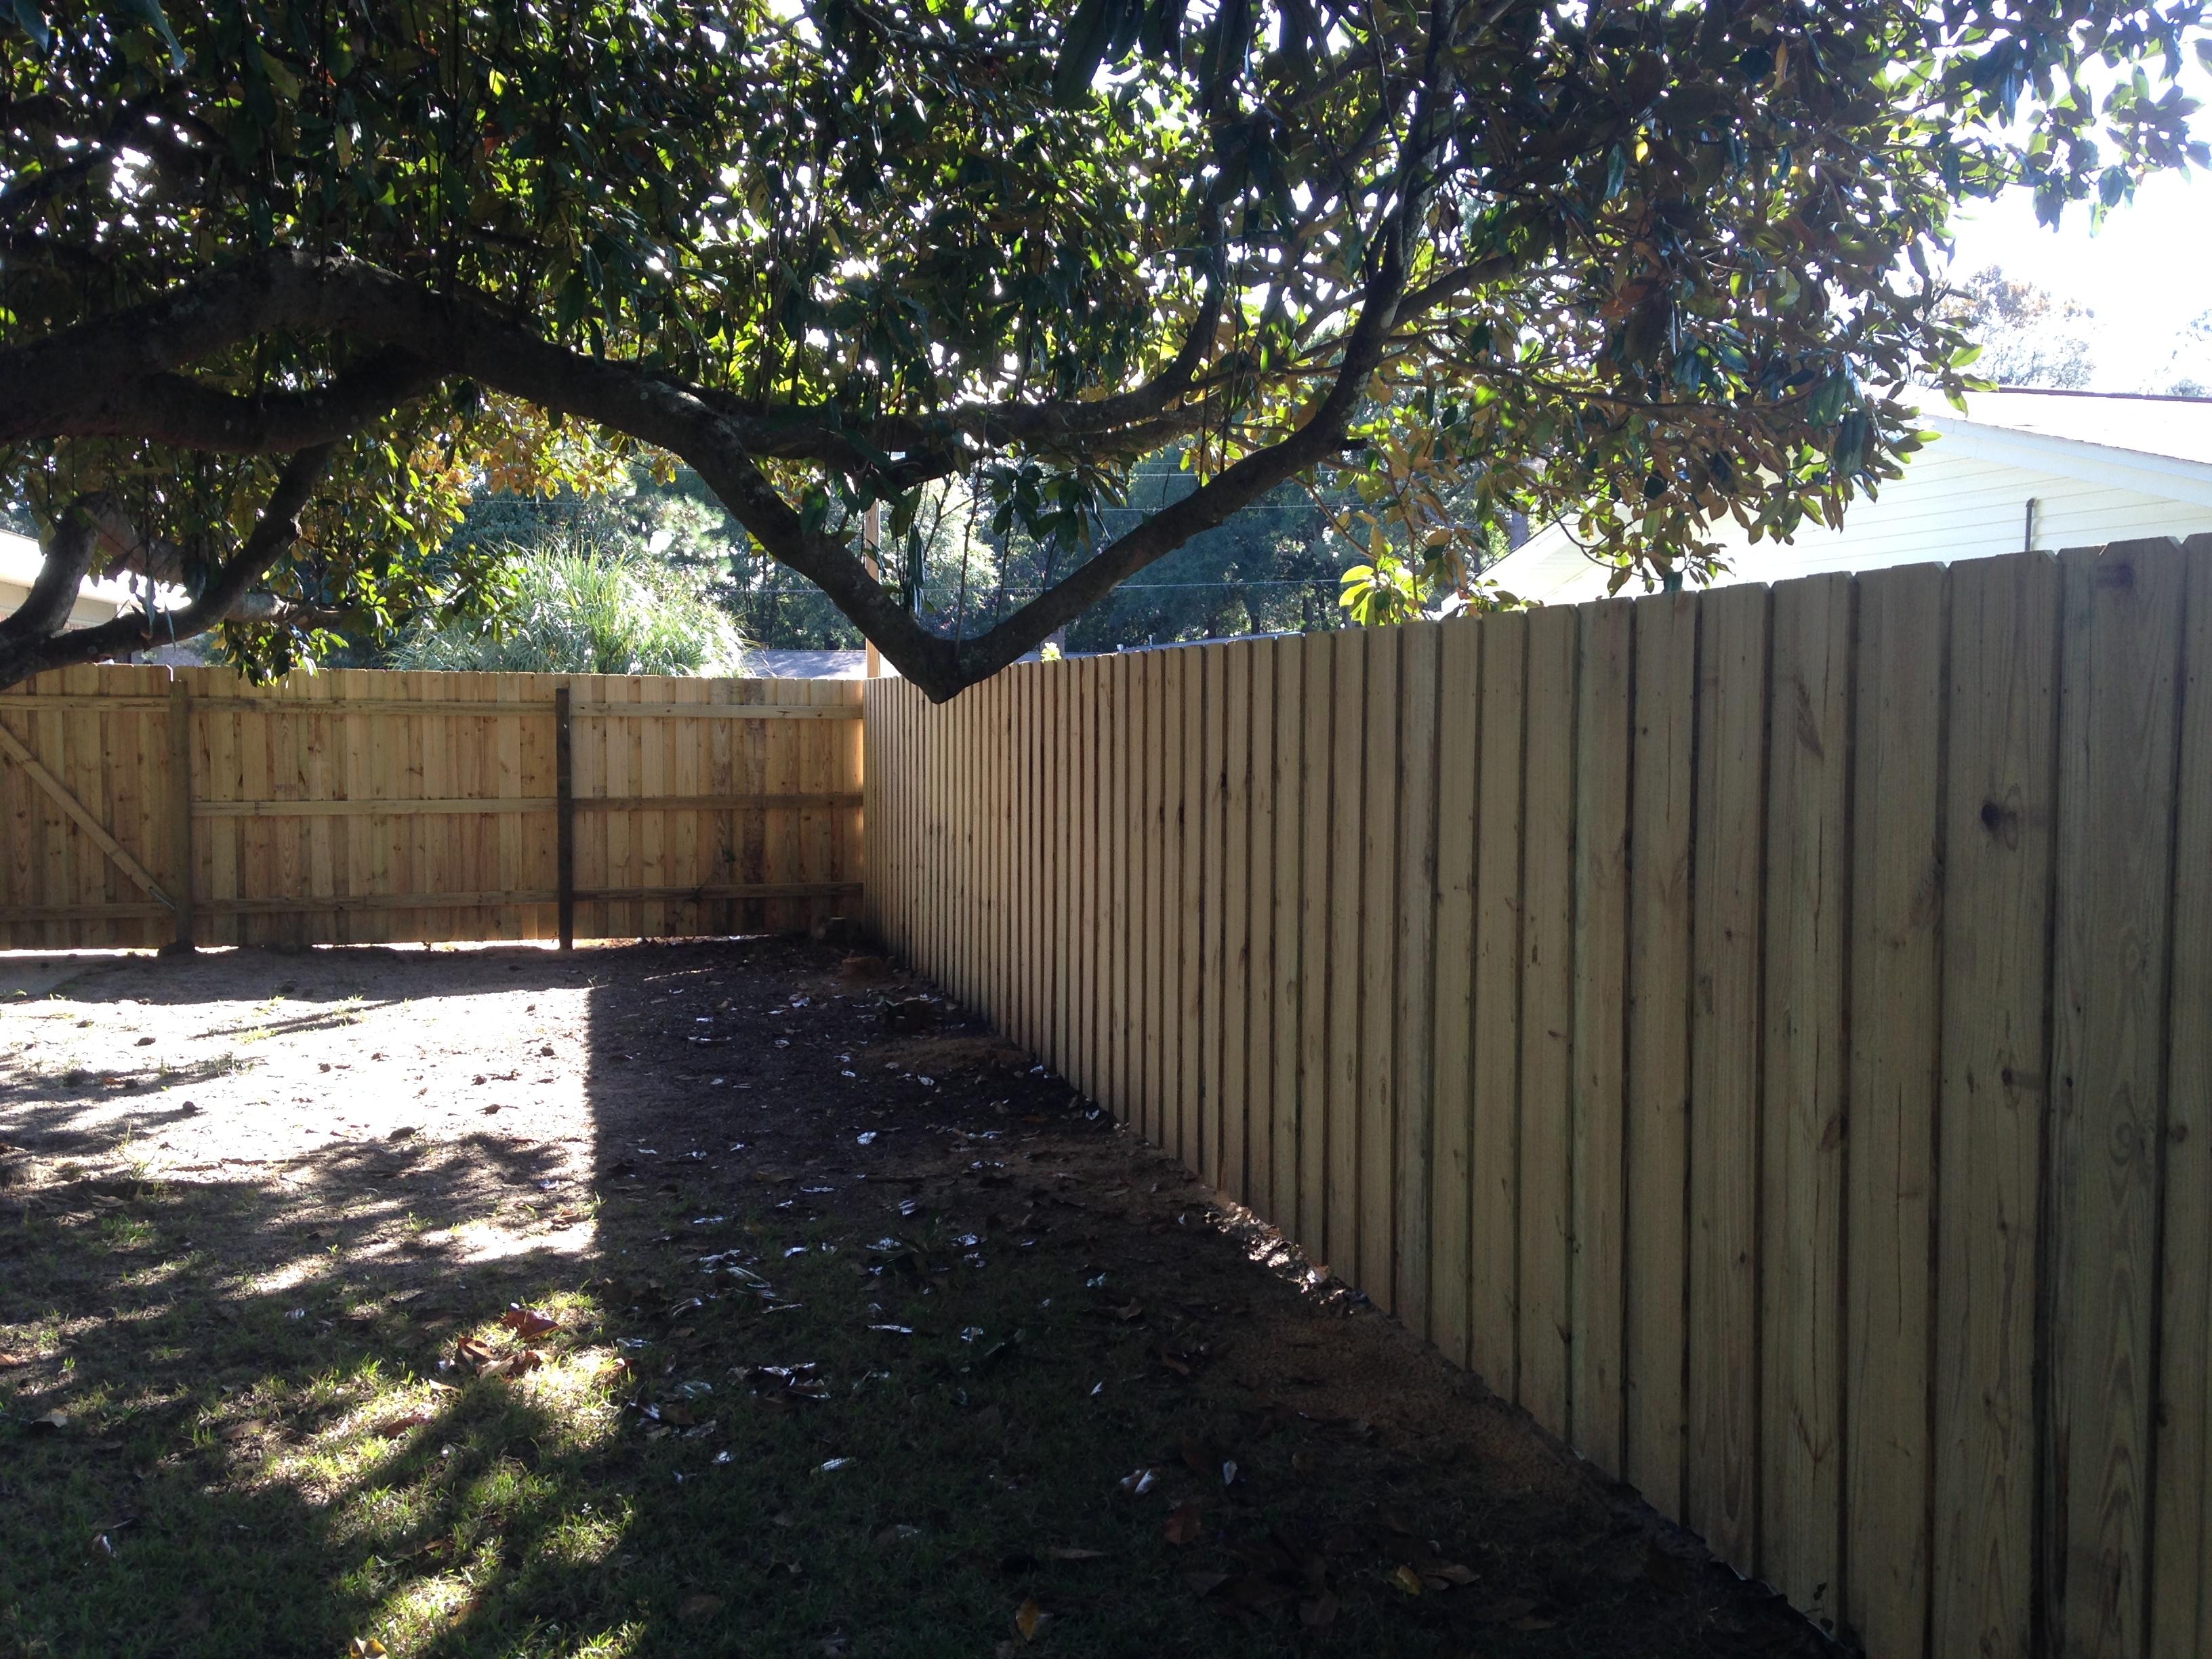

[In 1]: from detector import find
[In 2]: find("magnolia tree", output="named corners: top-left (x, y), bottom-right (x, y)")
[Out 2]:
top-left (1, 0), bottom-right (2205, 696)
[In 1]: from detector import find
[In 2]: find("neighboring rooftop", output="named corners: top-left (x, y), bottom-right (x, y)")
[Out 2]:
top-left (738, 647), bottom-right (869, 679)
top-left (1955, 386), bottom-right (2212, 468)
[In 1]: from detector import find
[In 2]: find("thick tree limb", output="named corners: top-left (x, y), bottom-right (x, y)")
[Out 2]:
top-left (0, 445), bottom-right (335, 690)
top-left (2, 349), bottom-right (442, 453)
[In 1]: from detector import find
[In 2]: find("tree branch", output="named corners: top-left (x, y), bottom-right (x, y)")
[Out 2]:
top-left (0, 446), bottom-right (335, 691)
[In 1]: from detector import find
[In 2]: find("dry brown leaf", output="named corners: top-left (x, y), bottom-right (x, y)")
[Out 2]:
top-left (1046, 1547), bottom-right (1105, 1561)
top-left (678, 1593), bottom-right (724, 1622)
top-left (372, 1411), bottom-right (432, 1439)
top-left (499, 1306), bottom-right (558, 1338)
top-left (1164, 1500), bottom-right (1201, 1547)
top-left (30, 1409), bottom-right (70, 1431)
top-left (1013, 1597), bottom-right (1044, 1643)
top-left (478, 1348), bottom-right (544, 1380)
top-left (1390, 1563), bottom-right (1425, 1595)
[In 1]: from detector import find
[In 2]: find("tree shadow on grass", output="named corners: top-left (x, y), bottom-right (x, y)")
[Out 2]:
top-left (5, 938), bottom-right (1837, 1659)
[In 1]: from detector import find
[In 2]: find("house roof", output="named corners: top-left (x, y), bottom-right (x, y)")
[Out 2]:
top-left (0, 527), bottom-right (176, 613)
top-left (1486, 387), bottom-right (2212, 605)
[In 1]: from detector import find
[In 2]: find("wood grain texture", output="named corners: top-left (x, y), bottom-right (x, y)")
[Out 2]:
top-left (1359, 628), bottom-right (1402, 1309)
top-left (2047, 539), bottom-right (2184, 1659)
top-left (1625, 592), bottom-right (1697, 1517)
top-left (1569, 599), bottom-right (1632, 1473)
top-left (1245, 645), bottom-right (1277, 1216)
top-left (1393, 621), bottom-right (1441, 1335)
top-left (1223, 642), bottom-right (1254, 1203)
top-left (2150, 535), bottom-right (2212, 1659)
top-left (1757, 573), bottom-right (1855, 1622)
top-left (1180, 647), bottom-right (1206, 1174)
top-left (1842, 565), bottom-right (1946, 1658)
top-left (1686, 582), bottom-right (1768, 1565)
top-left (1470, 611), bottom-right (1526, 1393)
top-left (1271, 638), bottom-right (1307, 1229)
top-left (1298, 632), bottom-right (1336, 1256)
top-left (1326, 632), bottom-right (1367, 1281)
top-left (1430, 615), bottom-right (1482, 1367)
top-left (1517, 605), bottom-right (1578, 1434)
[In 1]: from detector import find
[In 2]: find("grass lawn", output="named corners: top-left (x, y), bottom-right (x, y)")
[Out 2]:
top-left (1, 937), bottom-right (1832, 1658)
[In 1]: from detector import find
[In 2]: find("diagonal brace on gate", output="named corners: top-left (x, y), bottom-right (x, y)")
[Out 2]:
top-left (0, 719), bottom-right (174, 910)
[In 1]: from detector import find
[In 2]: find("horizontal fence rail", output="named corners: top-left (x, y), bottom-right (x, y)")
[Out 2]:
top-left (0, 666), bottom-right (863, 949)
top-left (863, 537), bottom-right (2212, 1659)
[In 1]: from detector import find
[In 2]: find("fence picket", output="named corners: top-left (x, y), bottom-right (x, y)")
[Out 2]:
top-left (2150, 536), bottom-right (2212, 1659)
top-left (1569, 599), bottom-right (1633, 1472)
top-left (1517, 607), bottom-right (1578, 1431)
top-left (2047, 539), bottom-right (2186, 1659)
top-left (1758, 572), bottom-right (1856, 1618)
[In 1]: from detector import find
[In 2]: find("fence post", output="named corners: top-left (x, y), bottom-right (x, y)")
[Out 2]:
top-left (555, 685), bottom-right (575, 951)
top-left (165, 676), bottom-right (196, 953)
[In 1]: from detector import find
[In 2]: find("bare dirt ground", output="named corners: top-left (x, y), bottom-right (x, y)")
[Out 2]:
top-left (1, 937), bottom-right (1839, 1659)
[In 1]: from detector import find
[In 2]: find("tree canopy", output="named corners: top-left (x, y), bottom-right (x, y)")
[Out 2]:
top-left (3, 0), bottom-right (2205, 695)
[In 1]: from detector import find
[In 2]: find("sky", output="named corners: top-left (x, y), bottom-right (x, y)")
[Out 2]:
top-left (1945, 169), bottom-right (2212, 390)
top-left (1940, 64), bottom-right (2212, 392)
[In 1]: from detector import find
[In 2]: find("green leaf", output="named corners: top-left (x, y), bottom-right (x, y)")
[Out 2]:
top-left (10, 0), bottom-right (48, 53)
top-left (111, 0), bottom-right (184, 69)
top-left (1052, 0), bottom-right (1121, 109)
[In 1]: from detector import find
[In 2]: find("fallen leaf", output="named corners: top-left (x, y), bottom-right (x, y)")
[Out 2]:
top-left (349, 1641), bottom-right (388, 1657)
top-left (1391, 1563), bottom-right (1426, 1596)
top-left (1046, 1547), bottom-right (1106, 1561)
top-left (1117, 1467), bottom-right (1156, 1497)
top-left (1298, 1593), bottom-right (1338, 1629)
top-left (678, 1593), bottom-right (723, 1622)
top-left (1013, 1597), bottom-right (1044, 1643)
top-left (499, 1306), bottom-right (558, 1338)
top-left (30, 1409), bottom-right (70, 1431)
top-left (477, 1347), bottom-right (544, 1380)
top-left (372, 1411), bottom-right (432, 1439)
top-left (1164, 1500), bottom-right (1202, 1547)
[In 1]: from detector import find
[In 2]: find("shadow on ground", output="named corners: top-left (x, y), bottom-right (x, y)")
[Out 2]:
top-left (1, 938), bottom-right (1838, 1659)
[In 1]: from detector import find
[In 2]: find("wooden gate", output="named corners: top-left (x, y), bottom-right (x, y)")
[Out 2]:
top-left (0, 663), bottom-right (863, 950)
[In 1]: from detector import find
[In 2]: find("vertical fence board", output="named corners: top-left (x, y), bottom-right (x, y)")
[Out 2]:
top-left (1179, 648), bottom-right (1206, 1173)
top-left (1431, 617), bottom-right (1482, 1366)
top-left (1518, 606), bottom-right (1578, 1431)
top-left (1271, 637), bottom-right (1307, 1227)
top-left (1246, 646), bottom-right (1277, 1216)
top-left (1223, 644), bottom-right (1254, 1200)
top-left (1394, 622), bottom-right (1441, 1334)
top-left (1570, 599), bottom-right (1633, 1473)
top-left (2150, 537), bottom-right (2212, 1659)
top-left (1326, 631), bottom-right (1368, 1282)
top-left (2047, 539), bottom-right (2184, 1659)
top-left (1843, 565), bottom-right (1947, 1658)
top-left (1298, 631), bottom-right (1336, 1256)
top-left (1200, 647), bottom-right (1228, 1185)
top-left (1471, 613), bottom-right (1527, 1393)
top-left (1359, 629), bottom-right (1402, 1307)
top-left (1626, 592), bottom-right (1698, 1515)
top-left (1687, 583), bottom-right (1769, 1565)
top-left (1143, 652), bottom-right (1167, 1147)
top-left (1758, 572), bottom-right (1856, 1622)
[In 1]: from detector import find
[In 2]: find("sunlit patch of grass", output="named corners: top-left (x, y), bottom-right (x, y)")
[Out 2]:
top-left (98, 1212), bottom-right (159, 1252)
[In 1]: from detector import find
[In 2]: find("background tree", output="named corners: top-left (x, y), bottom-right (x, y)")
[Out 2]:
top-left (1945, 267), bottom-right (2100, 389)
top-left (390, 544), bottom-right (743, 675)
top-left (3, 0), bottom-right (2205, 697)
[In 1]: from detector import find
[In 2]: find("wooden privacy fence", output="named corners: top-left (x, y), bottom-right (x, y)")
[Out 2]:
top-left (863, 535), bottom-right (2212, 1659)
top-left (0, 665), bottom-right (862, 950)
